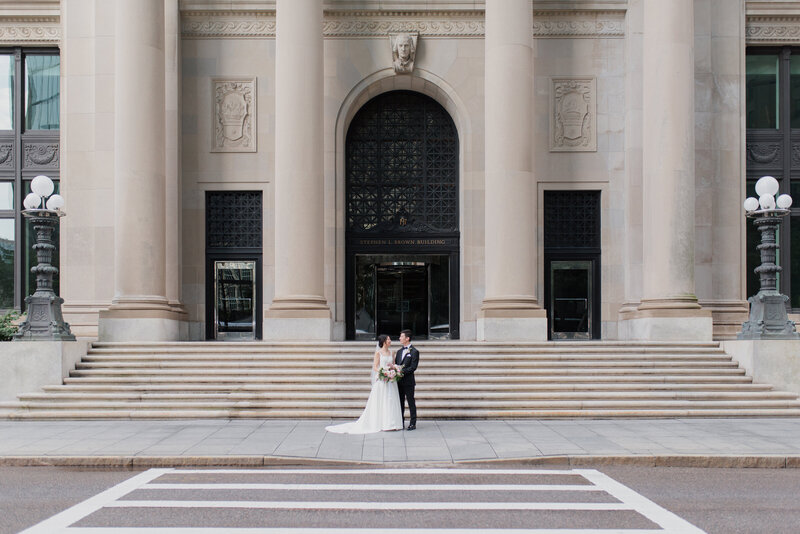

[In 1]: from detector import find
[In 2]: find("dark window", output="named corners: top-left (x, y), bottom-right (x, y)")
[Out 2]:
top-left (0, 48), bottom-right (60, 311)
top-left (205, 191), bottom-right (263, 250)
top-left (346, 91), bottom-right (458, 235)
top-left (543, 191), bottom-right (601, 250)
top-left (746, 47), bottom-right (800, 308)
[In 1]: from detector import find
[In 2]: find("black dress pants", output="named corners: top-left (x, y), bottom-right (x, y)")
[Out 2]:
top-left (398, 379), bottom-right (416, 425)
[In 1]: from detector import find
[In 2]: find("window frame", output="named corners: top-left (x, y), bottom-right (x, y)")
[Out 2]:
top-left (0, 46), bottom-right (60, 312)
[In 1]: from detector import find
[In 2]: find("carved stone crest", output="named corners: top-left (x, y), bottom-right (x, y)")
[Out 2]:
top-left (212, 77), bottom-right (256, 152)
top-left (390, 33), bottom-right (418, 74)
top-left (550, 77), bottom-right (596, 152)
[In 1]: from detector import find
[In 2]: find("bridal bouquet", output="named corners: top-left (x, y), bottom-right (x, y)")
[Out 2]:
top-left (378, 363), bottom-right (404, 383)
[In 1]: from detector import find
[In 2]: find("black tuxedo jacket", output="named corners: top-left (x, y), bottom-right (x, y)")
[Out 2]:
top-left (395, 344), bottom-right (419, 386)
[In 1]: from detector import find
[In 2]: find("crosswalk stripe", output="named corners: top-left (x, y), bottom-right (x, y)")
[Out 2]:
top-left (60, 529), bottom-right (673, 534)
top-left (106, 500), bottom-right (634, 511)
top-left (140, 483), bottom-right (602, 491)
top-left (576, 470), bottom-right (706, 534)
top-left (169, 468), bottom-right (584, 475)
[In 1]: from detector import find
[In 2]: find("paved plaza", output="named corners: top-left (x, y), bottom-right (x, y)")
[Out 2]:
top-left (1, 418), bottom-right (799, 467)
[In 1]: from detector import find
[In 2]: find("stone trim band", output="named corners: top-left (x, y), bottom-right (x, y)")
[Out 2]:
top-left (181, 10), bottom-right (625, 39)
top-left (0, 17), bottom-right (60, 44)
top-left (746, 16), bottom-right (800, 44)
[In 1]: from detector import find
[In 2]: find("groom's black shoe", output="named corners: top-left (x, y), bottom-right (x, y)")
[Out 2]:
top-left (406, 424), bottom-right (416, 431)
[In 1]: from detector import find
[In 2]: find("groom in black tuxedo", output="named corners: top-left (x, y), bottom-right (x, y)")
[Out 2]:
top-left (396, 329), bottom-right (419, 430)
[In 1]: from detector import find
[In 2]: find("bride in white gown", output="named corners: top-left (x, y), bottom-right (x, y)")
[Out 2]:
top-left (325, 335), bottom-right (403, 434)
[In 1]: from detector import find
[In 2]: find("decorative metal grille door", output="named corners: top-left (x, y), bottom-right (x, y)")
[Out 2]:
top-left (205, 191), bottom-right (263, 340)
top-left (345, 91), bottom-right (460, 340)
top-left (346, 91), bottom-right (458, 234)
top-left (543, 191), bottom-right (601, 340)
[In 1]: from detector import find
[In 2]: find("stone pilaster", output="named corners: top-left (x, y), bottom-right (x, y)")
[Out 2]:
top-left (477, 0), bottom-right (547, 341)
top-left (98, 0), bottom-right (184, 341)
top-left (264, 0), bottom-right (331, 340)
top-left (620, 0), bottom-right (712, 340)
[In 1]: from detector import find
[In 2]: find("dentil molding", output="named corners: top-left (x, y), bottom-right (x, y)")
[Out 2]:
top-left (0, 16), bottom-right (60, 44)
top-left (746, 16), bottom-right (800, 43)
top-left (181, 10), bottom-right (624, 39)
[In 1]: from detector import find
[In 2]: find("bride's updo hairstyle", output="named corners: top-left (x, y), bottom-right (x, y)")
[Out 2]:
top-left (377, 334), bottom-right (389, 348)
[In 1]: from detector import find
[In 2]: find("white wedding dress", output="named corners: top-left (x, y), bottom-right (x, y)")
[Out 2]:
top-left (325, 352), bottom-right (403, 434)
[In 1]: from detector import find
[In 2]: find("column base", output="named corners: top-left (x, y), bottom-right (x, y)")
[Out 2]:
top-left (264, 296), bottom-right (332, 341)
top-left (477, 299), bottom-right (548, 341)
top-left (619, 299), bottom-right (713, 341)
top-left (98, 298), bottom-right (188, 341)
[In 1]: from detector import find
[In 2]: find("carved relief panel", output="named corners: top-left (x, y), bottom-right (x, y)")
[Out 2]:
top-left (212, 77), bottom-right (256, 153)
top-left (0, 143), bottom-right (12, 169)
top-left (23, 142), bottom-right (59, 169)
top-left (550, 77), bottom-right (596, 152)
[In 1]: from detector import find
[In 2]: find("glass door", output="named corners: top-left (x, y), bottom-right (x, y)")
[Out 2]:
top-left (549, 260), bottom-right (593, 340)
top-left (376, 263), bottom-right (428, 338)
top-left (214, 260), bottom-right (256, 340)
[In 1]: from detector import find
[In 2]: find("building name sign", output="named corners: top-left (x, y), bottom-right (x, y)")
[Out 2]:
top-left (357, 238), bottom-right (450, 246)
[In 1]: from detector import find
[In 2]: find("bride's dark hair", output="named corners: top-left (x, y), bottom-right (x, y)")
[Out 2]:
top-left (377, 334), bottom-right (389, 348)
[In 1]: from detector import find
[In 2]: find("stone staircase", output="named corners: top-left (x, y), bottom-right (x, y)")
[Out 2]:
top-left (2, 341), bottom-right (800, 418)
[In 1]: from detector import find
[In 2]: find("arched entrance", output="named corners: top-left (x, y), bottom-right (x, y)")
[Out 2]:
top-left (345, 91), bottom-right (459, 340)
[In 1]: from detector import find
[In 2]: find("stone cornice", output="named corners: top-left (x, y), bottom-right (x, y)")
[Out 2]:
top-left (0, 16), bottom-right (60, 44)
top-left (181, 10), bottom-right (624, 39)
top-left (746, 15), bottom-right (800, 44)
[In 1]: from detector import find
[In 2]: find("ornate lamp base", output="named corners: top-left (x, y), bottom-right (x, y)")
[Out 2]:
top-left (738, 292), bottom-right (800, 340)
top-left (14, 292), bottom-right (76, 341)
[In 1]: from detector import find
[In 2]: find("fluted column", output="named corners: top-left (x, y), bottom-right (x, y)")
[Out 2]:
top-left (477, 0), bottom-right (547, 341)
top-left (264, 0), bottom-right (331, 340)
top-left (99, 0), bottom-right (183, 341)
top-left (622, 0), bottom-right (712, 340)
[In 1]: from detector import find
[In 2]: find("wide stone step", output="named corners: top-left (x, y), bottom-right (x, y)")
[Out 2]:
top-left (18, 390), bottom-right (798, 402)
top-left (6, 408), bottom-right (800, 420)
top-left (42, 382), bottom-right (774, 393)
top-left (84, 348), bottom-right (728, 357)
top-left (74, 359), bottom-right (739, 369)
top-left (61, 374), bottom-right (755, 385)
top-left (68, 367), bottom-right (747, 378)
top-left (11, 397), bottom-right (800, 411)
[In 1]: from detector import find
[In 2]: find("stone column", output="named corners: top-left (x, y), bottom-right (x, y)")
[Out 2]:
top-left (164, 0), bottom-right (185, 317)
top-left (621, 0), bottom-right (712, 340)
top-left (264, 0), bottom-right (331, 340)
top-left (477, 0), bottom-right (547, 341)
top-left (98, 0), bottom-right (183, 341)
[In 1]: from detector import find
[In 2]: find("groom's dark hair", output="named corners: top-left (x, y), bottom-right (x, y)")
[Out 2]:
top-left (401, 329), bottom-right (412, 340)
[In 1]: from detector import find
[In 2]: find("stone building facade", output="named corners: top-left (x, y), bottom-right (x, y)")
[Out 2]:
top-left (2, 0), bottom-right (799, 342)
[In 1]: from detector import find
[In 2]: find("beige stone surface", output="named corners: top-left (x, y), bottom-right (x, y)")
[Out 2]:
top-left (46, 2), bottom-right (761, 340)
top-left (0, 341), bottom-right (87, 401)
top-left (723, 340), bottom-right (800, 395)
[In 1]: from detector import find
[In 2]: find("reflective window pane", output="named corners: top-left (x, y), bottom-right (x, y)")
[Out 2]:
top-left (0, 219), bottom-right (14, 308)
top-left (793, 55), bottom-right (800, 128)
top-left (25, 55), bottom-right (59, 130)
top-left (0, 55), bottom-right (12, 130)
top-left (792, 217), bottom-right (800, 309)
top-left (0, 182), bottom-right (12, 210)
top-left (747, 55), bottom-right (779, 129)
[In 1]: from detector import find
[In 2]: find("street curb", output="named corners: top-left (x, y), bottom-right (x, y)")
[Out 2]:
top-left (1, 454), bottom-right (799, 468)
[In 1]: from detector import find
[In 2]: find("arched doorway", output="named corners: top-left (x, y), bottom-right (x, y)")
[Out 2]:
top-left (345, 91), bottom-right (459, 340)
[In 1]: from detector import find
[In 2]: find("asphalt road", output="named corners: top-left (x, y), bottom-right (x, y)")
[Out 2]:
top-left (1, 465), bottom-right (798, 533)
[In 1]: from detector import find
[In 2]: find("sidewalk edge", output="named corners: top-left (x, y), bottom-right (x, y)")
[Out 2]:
top-left (0, 455), bottom-right (797, 468)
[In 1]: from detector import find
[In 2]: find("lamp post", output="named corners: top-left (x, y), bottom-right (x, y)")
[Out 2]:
top-left (738, 175), bottom-right (800, 339)
top-left (13, 175), bottom-right (75, 341)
